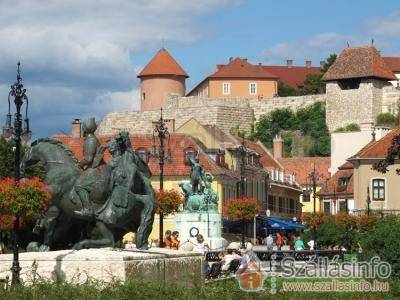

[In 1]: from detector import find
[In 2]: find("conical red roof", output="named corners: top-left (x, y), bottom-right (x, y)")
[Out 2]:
top-left (138, 48), bottom-right (188, 78)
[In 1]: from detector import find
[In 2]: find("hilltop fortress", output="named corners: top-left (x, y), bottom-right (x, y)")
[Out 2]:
top-left (97, 46), bottom-right (400, 136)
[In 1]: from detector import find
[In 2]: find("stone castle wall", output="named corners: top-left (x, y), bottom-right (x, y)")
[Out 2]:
top-left (326, 80), bottom-right (400, 132)
top-left (97, 105), bottom-right (254, 136)
top-left (382, 85), bottom-right (400, 115)
top-left (98, 94), bottom-right (324, 136)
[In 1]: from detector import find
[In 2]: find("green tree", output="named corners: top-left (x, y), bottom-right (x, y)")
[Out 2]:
top-left (0, 136), bottom-right (45, 180)
top-left (334, 123), bottom-right (361, 132)
top-left (299, 54), bottom-right (337, 95)
top-left (277, 80), bottom-right (299, 97)
top-left (252, 108), bottom-right (297, 149)
top-left (321, 54), bottom-right (337, 73)
top-left (253, 102), bottom-right (330, 157)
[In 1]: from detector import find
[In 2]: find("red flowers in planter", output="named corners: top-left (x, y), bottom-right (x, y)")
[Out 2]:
top-left (223, 198), bottom-right (259, 221)
top-left (156, 189), bottom-right (183, 216)
top-left (0, 177), bottom-right (51, 230)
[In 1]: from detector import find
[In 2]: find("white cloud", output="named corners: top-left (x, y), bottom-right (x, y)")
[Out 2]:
top-left (262, 32), bottom-right (365, 65)
top-left (0, 0), bottom-right (241, 137)
top-left (365, 11), bottom-right (400, 37)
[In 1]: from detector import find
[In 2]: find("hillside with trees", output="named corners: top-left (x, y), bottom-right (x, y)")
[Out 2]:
top-left (251, 102), bottom-right (330, 157)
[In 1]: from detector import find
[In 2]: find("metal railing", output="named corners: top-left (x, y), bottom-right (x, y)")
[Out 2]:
top-left (206, 249), bottom-right (345, 262)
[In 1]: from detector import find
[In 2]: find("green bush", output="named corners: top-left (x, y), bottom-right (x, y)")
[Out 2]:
top-left (357, 215), bottom-right (400, 278)
top-left (334, 123), bottom-right (361, 132)
top-left (376, 112), bottom-right (398, 127)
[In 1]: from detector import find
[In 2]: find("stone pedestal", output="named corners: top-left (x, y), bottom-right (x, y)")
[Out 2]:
top-left (0, 248), bottom-right (203, 287)
top-left (175, 212), bottom-right (227, 250)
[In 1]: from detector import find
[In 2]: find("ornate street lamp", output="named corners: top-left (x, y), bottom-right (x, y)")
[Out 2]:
top-left (235, 138), bottom-right (247, 248)
top-left (2, 62), bottom-right (32, 285)
top-left (151, 108), bottom-right (172, 248)
top-left (307, 164), bottom-right (320, 250)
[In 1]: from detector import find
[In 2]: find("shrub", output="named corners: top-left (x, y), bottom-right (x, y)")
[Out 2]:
top-left (376, 112), bottom-right (398, 127)
top-left (357, 215), bottom-right (400, 277)
top-left (334, 123), bottom-right (361, 132)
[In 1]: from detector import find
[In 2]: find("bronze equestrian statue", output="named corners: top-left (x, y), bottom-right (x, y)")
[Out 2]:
top-left (22, 119), bottom-right (156, 251)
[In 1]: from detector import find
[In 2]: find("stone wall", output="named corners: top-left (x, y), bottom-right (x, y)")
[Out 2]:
top-left (165, 93), bottom-right (326, 121)
top-left (326, 79), bottom-right (398, 132)
top-left (382, 85), bottom-right (400, 114)
top-left (97, 105), bottom-right (254, 136)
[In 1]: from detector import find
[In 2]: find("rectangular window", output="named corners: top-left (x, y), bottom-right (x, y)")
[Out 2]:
top-left (339, 201), bottom-right (346, 212)
top-left (267, 195), bottom-right (275, 212)
top-left (323, 201), bottom-right (331, 215)
top-left (222, 82), bottom-right (230, 95)
top-left (278, 197), bottom-right (284, 213)
top-left (302, 190), bottom-right (311, 202)
top-left (372, 179), bottom-right (385, 201)
top-left (249, 82), bottom-right (257, 95)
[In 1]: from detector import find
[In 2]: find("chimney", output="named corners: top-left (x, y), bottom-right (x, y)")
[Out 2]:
top-left (258, 62), bottom-right (262, 66)
top-left (243, 58), bottom-right (248, 62)
top-left (286, 59), bottom-right (293, 69)
top-left (229, 57), bottom-right (233, 62)
top-left (71, 119), bottom-right (81, 139)
top-left (306, 60), bottom-right (312, 68)
top-left (273, 134), bottom-right (283, 159)
top-left (320, 60), bottom-right (326, 69)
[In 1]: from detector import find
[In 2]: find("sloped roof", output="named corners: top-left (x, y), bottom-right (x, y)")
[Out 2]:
top-left (383, 57), bottom-right (400, 72)
top-left (244, 140), bottom-right (283, 170)
top-left (209, 58), bottom-right (278, 79)
top-left (263, 66), bottom-right (321, 89)
top-left (53, 134), bottom-right (237, 178)
top-left (137, 48), bottom-right (188, 78)
top-left (318, 167), bottom-right (354, 197)
top-left (322, 46), bottom-right (396, 81)
top-left (278, 157), bottom-right (331, 185)
top-left (349, 127), bottom-right (400, 159)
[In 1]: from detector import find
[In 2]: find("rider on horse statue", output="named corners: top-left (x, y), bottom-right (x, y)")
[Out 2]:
top-left (74, 118), bottom-right (105, 218)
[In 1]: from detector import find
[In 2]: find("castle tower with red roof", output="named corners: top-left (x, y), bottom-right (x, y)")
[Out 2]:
top-left (322, 46), bottom-right (396, 132)
top-left (138, 48), bottom-right (188, 111)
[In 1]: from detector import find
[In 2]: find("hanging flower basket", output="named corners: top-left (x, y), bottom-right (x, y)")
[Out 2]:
top-left (0, 177), bottom-right (51, 229)
top-left (156, 189), bottom-right (183, 216)
top-left (223, 197), bottom-right (259, 221)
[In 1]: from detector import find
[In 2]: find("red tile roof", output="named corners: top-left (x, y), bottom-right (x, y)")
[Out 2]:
top-left (322, 46), bottom-right (396, 81)
top-left (53, 134), bottom-right (237, 178)
top-left (137, 48), bottom-right (188, 78)
top-left (278, 157), bottom-right (331, 185)
top-left (318, 167), bottom-right (354, 197)
top-left (244, 140), bottom-right (283, 170)
top-left (262, 66), bottom-right (321, 89)
top-left (383, 57), bottom-right (400, 72)
top-left (209, 58), bottom-right (278, 79)
top-left (349, 127), bottom-right (400, 159)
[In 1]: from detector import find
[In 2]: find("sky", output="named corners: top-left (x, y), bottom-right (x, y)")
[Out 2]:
top-left (0, 0), bottom-right (399, 138)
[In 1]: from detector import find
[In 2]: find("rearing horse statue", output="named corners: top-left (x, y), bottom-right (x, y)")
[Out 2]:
top-left (22, 137), bottom-right (156, 250)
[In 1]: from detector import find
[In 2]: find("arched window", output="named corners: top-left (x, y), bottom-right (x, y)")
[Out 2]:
top-left (184, 147), bottom-right (197, 165)
top-left (136, 148), bottom-right (149, 163)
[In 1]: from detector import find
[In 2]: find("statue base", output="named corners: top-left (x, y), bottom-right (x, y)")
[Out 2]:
top-left (175, 212), bottom-right (227, 251)
top-left (0, 248), bottom-right (203, 287)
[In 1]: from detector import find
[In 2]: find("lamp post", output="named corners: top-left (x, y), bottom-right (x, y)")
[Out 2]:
top-left (307, 165), bottom-right (319, 249)
top-left (366, 186), bottom-right (371, 216)
top-left (2, 62), bottom-right (32, 285)
top-left (151, 108), bottom-right (172, 248)
top-left (235, 140), bottom-right (247, 248)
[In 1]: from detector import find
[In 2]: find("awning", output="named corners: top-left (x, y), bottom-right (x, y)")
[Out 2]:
top-left (258, 215), bottom-right (305, 230)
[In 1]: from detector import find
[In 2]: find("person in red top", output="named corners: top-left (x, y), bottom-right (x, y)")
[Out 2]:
top-left (276, 233), bottom-right (283, 251)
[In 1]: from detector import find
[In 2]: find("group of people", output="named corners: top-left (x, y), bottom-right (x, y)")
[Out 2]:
top-left (163, 230), bottom-right (210, 254)
top-left (263, 233), bottom-right (315, 251)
